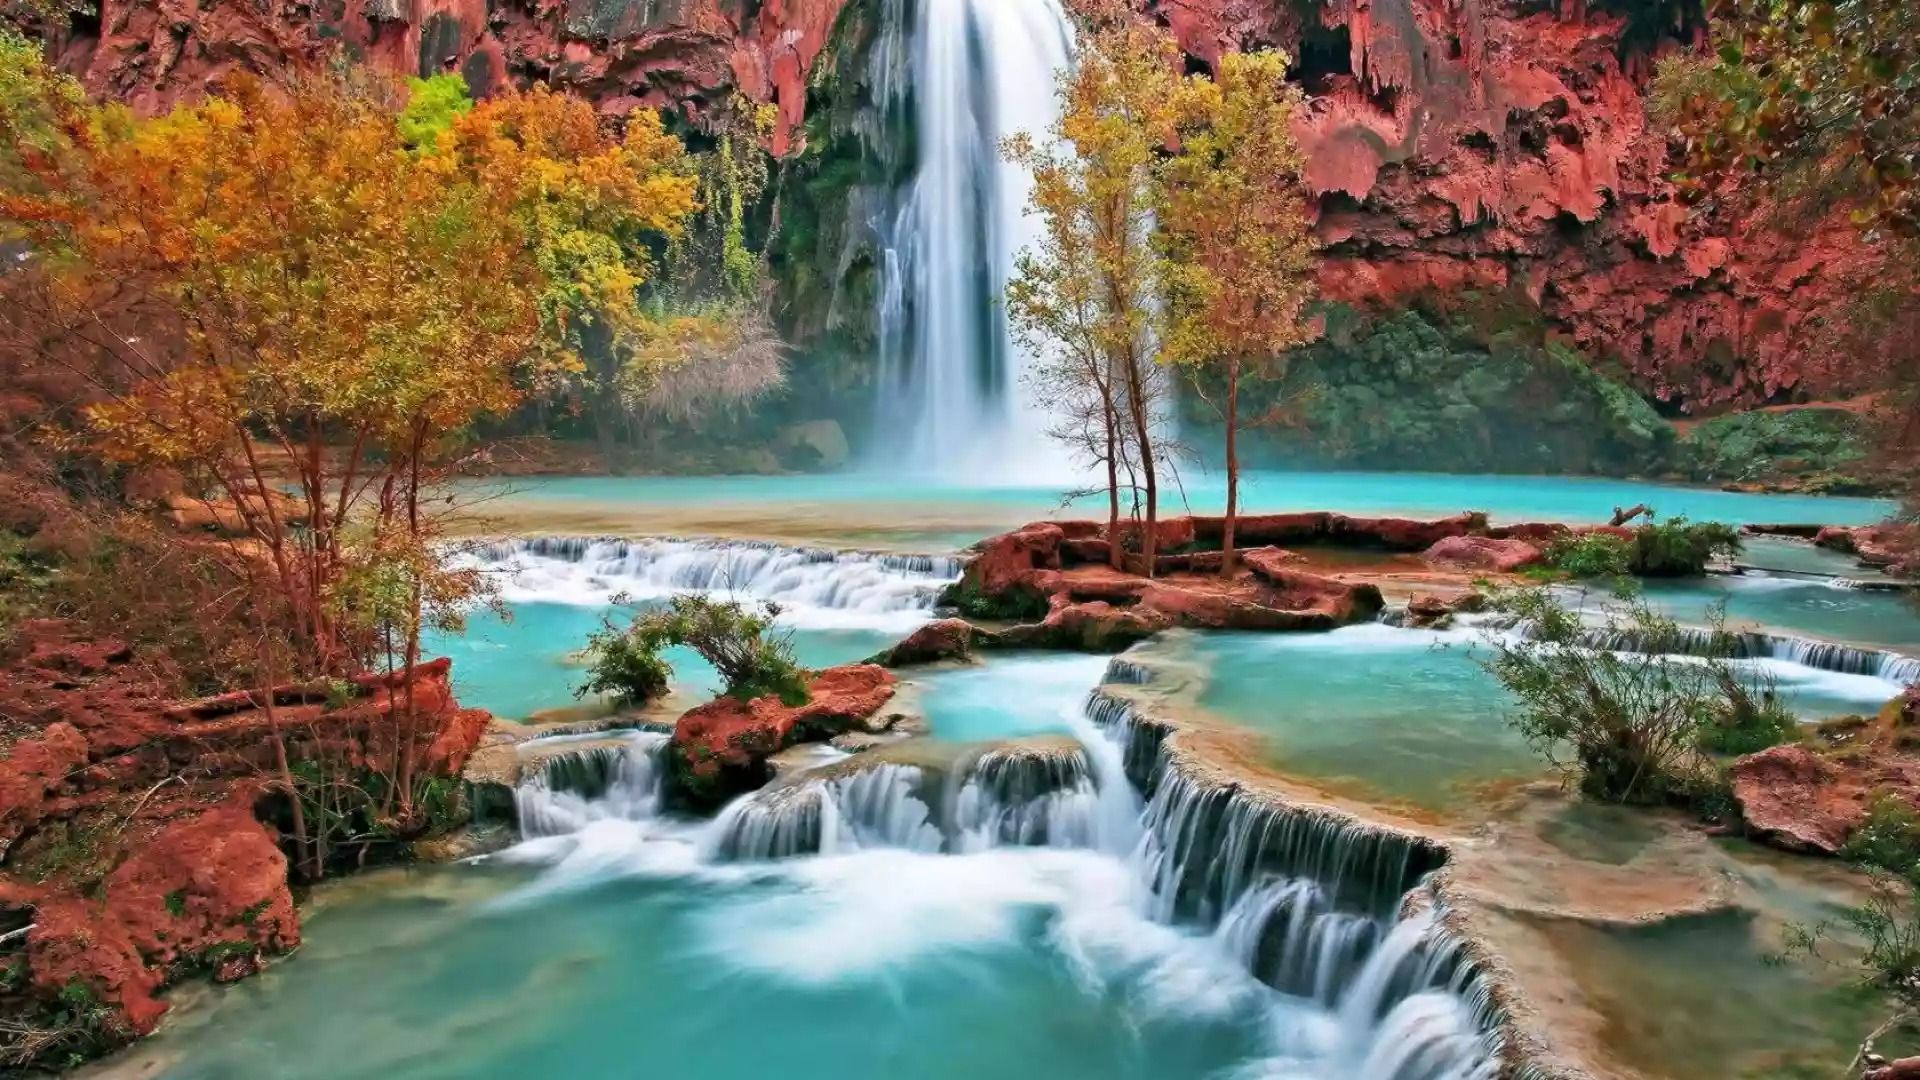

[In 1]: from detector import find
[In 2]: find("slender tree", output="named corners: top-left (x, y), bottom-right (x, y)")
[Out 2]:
top-left (1004, 6), bottom-right (1181, 573)
top-left (1159, 50), bottom-right (1318, 575)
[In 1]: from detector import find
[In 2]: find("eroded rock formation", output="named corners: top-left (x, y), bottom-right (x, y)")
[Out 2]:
top-left (43, 0), bottom-right (851, 154)
top-left (32, 0), bottom-right (1882, 409)
top-left (670, 662), bottom-right (898, 804)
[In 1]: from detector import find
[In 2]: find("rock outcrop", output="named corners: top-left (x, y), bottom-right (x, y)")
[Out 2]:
top-left (0, 621), bottom-right (490, 1051)
top-left (1422, 534), bottom-right (1545, 573)
top-left (670, 663), bottom-right (898, 805)
top-left (947, 515), bottom-right (1400, 651)
top-left (36, 0), bottom-right (1887, 408)
top-left (45, 0), bottom-right (851, 154)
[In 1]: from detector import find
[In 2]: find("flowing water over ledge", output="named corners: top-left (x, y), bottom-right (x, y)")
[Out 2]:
top-left (104, 660), bottom-right (1508, 1080)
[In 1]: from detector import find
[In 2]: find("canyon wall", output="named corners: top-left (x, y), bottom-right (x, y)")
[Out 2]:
top-left (36, 0), bottom-right (1879, 410)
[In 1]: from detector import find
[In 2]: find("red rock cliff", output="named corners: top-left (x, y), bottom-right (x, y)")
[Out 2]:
top-left (44, 0), bottom-right (851, 154)
top-left (1161, 0), bottom-right (1879, 409)
top-left (36, 0), bottom-right (1878, 408)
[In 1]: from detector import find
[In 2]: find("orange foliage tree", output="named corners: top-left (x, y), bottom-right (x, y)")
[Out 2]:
top-left (0, 40), bottom-right (698, 837)
top-left (1159, 50), bottom-right (1318, 574)
top-left (1003, 5), bottom-right (1182, 573)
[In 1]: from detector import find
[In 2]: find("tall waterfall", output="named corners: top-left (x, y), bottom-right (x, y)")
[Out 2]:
top-left (870, 0), bottom-right (1076, 478)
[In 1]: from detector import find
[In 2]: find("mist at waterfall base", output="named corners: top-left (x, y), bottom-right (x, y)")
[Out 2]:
top-left (116, 658), bottom-right (1497, 1080)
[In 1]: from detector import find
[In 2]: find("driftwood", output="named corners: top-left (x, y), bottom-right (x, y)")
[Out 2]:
top-left (1608, 503), bottom-right (1651, 527)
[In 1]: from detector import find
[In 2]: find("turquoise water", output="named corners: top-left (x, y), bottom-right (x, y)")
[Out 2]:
top-left (111, 853), bottom-right (1285, 1080)
top-left (916, 654), bottom-right (1112, 743)
top-left (1638, 576), bottom-right (1920, 650)
top-left (464, 470), bottom-right (1892, 550)
top-left (1159, 624), bottom-right (1903, 812)
top-left (426, 603), bottom-right (897, 721)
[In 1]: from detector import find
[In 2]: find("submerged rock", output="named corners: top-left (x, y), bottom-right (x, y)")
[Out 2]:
top-left (669, 664), bottom-right (897, 806)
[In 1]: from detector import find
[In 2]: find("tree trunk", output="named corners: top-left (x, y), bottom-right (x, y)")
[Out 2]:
top-left (1103, 397), bottom-right (1122, 570)
top-left (1123, 349), bottom-right (1158, 577)
top-left (1221, 356), bottom-right (1241, 578)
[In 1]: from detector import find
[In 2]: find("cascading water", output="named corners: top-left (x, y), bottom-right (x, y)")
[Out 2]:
top-left (869, 0), bottom-right (1076, 477)
top-left (465, 536), bottom-right (959, 631)
top-left (512, 731), bottom-right (672, 839)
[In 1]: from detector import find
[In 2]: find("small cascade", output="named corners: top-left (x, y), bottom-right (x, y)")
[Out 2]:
top-left (466, 536), bottom-right (959, 627)
top-left (706, 762), bottom-right (945, 859)
top-left (513, 731), bottom-right (670, 839)
top-left (1101, 655), bottom-right (1154, 685)
top-left (1564, 623), bottom-right (1920, 685)
top-left (710, 743), bottom-right (1106, 859)
top-left (952, 744), bottom-right (1101, 850)
top-left (1133, 758), bottom-right (1444, 925)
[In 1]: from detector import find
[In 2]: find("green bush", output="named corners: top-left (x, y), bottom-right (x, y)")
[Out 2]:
top-left (1192, 304), bottom-right (1675, 476)
top-left (576, 617), bottom-right (673, 706)
top-left (1479, 588), bottom-right (1793, 803)
top-left (1675, 408), bottom-right (1874, 490)
top-left (1840, 794), bottom-right (1920, 877)
top-left (1631, 516), bottom-right (1741, 576)
top-left (939, 578), bottom-right (1051, 622)
top-left (1543, 532), bottom-right (1634, 579)
top-left (579, 593), bottom-right (810, 706)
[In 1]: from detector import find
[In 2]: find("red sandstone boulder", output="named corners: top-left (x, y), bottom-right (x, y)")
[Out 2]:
top-left (1248, 566), bottom-right (1386, 624)
top-left (1422, 535), bottom-right (1545, 573)
top-left (965, 522), bottom-right (1065, 595)
top-left (998, 601), bottom-right (1171, 652)
top-left (1729, 745), bottom-right (1866, 855)
top-left (18, 799), bottom-right (299, 1038)
top-left (867, 619), bottom-right (987, 667)
top-left (1328, 512), bottom-right (1486, 551)
top-left (1231, 513), bottom-right (1332, 546)
top-left (671, 664), bottom-right (897, 804)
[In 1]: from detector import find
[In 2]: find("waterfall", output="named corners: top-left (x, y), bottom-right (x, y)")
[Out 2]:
top-left (1102, 655), bottom-right (1154, 685)
top-left (513, 687), bottom-right (1507, 1078)
top-left (869, 0), bottom-right (1076, 477)
top-left (1562, 623), bottom-right (1920, 685)
top-left (513, 731), bottom-right (671, 839)
top-left (708, 744), bottom-right (1108, 859)
top-left (466, 536), bottom-right (959, 629)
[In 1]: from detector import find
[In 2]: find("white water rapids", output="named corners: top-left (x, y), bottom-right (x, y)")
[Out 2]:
top-left (501, 663), bottom-right (1502, 1080)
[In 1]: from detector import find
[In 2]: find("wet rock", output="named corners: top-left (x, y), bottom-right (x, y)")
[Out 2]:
top-left (866, 618), bottom-right (987, 667)
top-left (1422, 535), bottom-right (1545, 573)
top-left (1867, 1056), bottom-right (1920, 1080)
top-left (1727, 744), bottom-right (1899, 855)
top-left (670, 664), bottom-right (897, 806)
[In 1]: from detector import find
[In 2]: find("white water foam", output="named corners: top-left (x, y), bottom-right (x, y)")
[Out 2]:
top-left (463, 536), bottom-right (959, 632)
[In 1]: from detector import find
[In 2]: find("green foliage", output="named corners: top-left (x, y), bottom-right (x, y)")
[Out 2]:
top-left (581, 593), bottom-right (810, 706)
top-left (1544, 532), bottom-right (1634, 580)
top-left (939, 579), bottom-right (1051, 622)
top-left (1674, 409), bottom-right (1878, 492)
top-left (0, 529), bottom-right (55, 647)
top-left (396, 74), bottom-right (473, 151)
top-left (576, 615), bottom-right (673, 706)
top-left (1651, 0), bottom-right (1920, 237)
top-left (162, 890), bottom-right (186, 918)
top-left (1479, 588), bottom-right (1793, 803)
top-left (1842, 794), bottom-right (1920, 877)
top-left (1631, 516), bottom-right (1741, 576)
top-left (1209, 306), bottom-right (1674, 475)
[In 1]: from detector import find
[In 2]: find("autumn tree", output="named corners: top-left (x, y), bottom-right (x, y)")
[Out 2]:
top-left (1159, 50), bottom-right (1317, 575)
top-left (1004, 5), bottom-right (1182, 573)
top-left (0, 42), bottom-right (699, 848)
